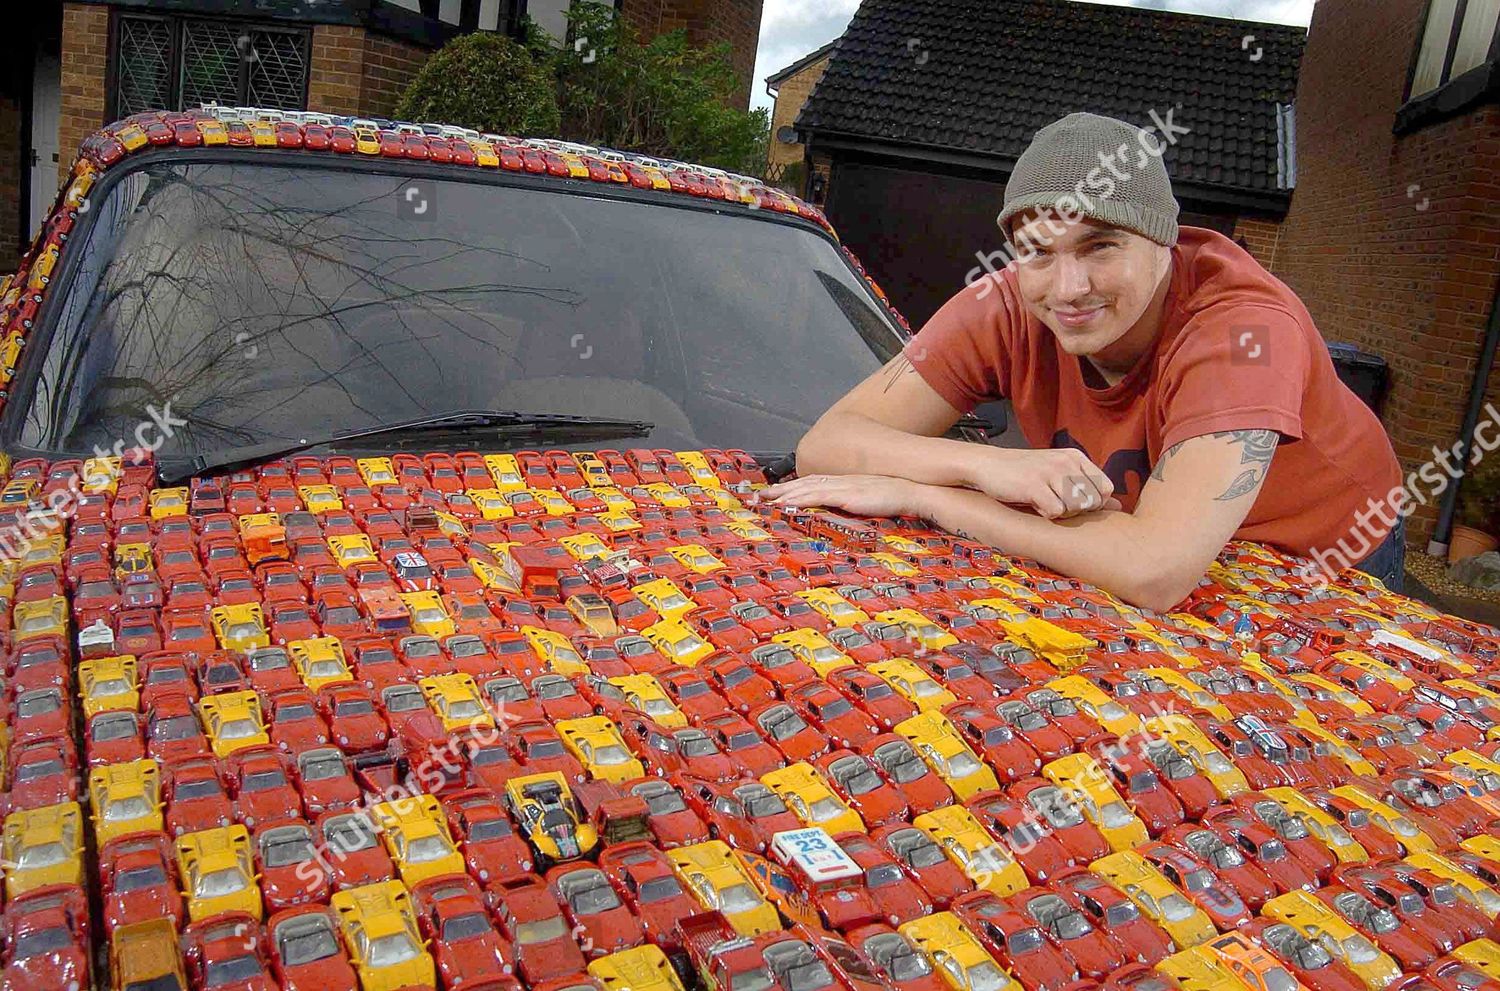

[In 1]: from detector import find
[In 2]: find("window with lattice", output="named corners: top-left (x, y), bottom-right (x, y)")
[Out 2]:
top-left (111, 13), bottom-right (311, 118)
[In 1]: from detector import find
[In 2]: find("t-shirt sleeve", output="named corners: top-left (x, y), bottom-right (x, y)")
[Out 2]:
top-left (903, 280), bottom-right (1013, 415)
top-left (1158, 304), bottom-right (1310, 451)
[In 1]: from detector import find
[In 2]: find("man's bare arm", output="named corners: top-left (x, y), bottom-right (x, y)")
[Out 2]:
top-left (797, 351), bottom-right (1118, 517)
top-left (795, 351), bottom-right (981, 486)
top-left (910, 429), bottom-right (1277, 611)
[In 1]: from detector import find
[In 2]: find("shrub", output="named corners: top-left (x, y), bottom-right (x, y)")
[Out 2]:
top-left (394, 31), bottom-right (560, 136)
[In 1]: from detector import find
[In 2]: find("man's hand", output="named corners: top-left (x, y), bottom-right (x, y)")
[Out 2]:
top-left (752, 474), bottom-right (923, 519)
top-left (965, 447), bottom-right (1121, 518)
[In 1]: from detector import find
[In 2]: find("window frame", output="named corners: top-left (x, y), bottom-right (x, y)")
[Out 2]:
top-left (1397, 0), bottom-right (1500, 131)
top-left (108, 10), bottom-right (312, 120)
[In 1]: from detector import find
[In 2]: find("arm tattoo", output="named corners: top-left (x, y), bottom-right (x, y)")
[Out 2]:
top-left (1149, 428), bottom-right (1278, 499)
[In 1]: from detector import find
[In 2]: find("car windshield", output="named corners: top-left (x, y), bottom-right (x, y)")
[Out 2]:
top-left (14, 927), bottom-right (73, 959)
top-left (277, 920), bottom-right (339, 966)
top-left (206, 955), bottom-right (264, 985)
top-left (368, 932), bottom-right (421, 967)
top-left (24, 160), bottom-right (900, 459)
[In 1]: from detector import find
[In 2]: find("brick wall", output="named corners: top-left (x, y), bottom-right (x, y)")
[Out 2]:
top-left (621, 0), bottom-right (765, 111)
top-left (1268, 0), bottom-right (1500, 545)
top-left (57, 1), bottom-right (108, 191)
top-left (1231, 216), bottom-right (1283, 271)
top-left (0, 95), bottom-right (21, 272)
top-left (308, 24), bottom-right (431, 119)
top-left (768, 54), bottom-right (829, 167)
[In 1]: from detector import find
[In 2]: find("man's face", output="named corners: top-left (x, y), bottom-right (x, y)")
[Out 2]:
top-left (1010, 211), bottom-right (1170, 358)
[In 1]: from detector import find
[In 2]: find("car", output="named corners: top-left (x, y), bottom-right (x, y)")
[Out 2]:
top-left (899, 911), bottom-right (1013, 991)
top-left (0, 884), bottom-right (92, 991)
top-left (266, 905), bottom-right (360, 991)
top-left (504, 772), bottom-right (600, 870)
top-left (1088, 850), bottom-right (1217, 951)
top-left (330, 880), bottom-right (436, 991)
top-left (549, 863), bottom-right (646, 958)
top-left (176, 823), bottom-right (262, 923)
top-left (410, 874), bottom-right (513, 988)
top-left (487, 872), bottom-right (588, 985)
top-left (597, 841), bottom-right (702, 950)
top-left (667, 839), bottom-right (780, 937)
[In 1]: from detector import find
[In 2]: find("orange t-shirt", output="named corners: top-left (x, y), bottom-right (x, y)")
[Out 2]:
top-left (906, 225), bottom-right (1401, 559)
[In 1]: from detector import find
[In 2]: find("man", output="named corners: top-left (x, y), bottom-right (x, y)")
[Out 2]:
top-left (755, 112), bottom-right (1403, 611)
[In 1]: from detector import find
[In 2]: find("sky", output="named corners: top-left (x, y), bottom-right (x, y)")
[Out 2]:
top-left (749, 0), bottom-right (1319, 114)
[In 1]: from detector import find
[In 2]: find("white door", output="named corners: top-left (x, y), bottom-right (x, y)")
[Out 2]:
top-left (29, 53), bottom-right (62, 243)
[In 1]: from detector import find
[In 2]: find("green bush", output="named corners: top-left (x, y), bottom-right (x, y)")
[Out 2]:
top-left (394, 32), bottom-right (560, 136)
top-left (397, 8), bottom-right (771, 174)
top-left (551, 3), bottom-right (770, 173)
top-left (1459, 456), bottom-right (1500, 532)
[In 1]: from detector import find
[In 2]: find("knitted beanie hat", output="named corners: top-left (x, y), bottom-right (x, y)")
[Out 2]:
top-left (997, 111), bottom-right (1180, 248)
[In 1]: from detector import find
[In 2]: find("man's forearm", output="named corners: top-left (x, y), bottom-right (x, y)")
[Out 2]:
top-left (797, 411), bottom-right (987, 488)
top-left (912, 484), bottom-right (1200, 611)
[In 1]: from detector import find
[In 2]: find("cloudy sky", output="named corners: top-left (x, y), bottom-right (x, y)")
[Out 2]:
top-left (750, 0), bottom-right (1318, 113)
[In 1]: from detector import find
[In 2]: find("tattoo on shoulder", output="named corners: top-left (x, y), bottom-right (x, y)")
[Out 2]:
top-left (1148, 428), bottom-right (1278, 500)
top-left (882, 352), bottom-right (919, 393)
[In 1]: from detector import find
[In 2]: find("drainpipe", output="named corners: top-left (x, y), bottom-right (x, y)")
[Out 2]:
top-left (1428, 273), bottom-right (1500, 556)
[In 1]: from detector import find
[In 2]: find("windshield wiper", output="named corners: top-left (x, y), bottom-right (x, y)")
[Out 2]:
top-left (159, 409), bottom-right (655, 483)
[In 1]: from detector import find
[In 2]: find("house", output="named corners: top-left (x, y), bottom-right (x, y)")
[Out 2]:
top-left (792, 0), bottom-right (1305, 331)
top-left (3, 0), bottom-right (764, 271)
top-left (1262, 0), bottom-right (1500, 553)
top-left (765, 40), bottom-right (835, 171)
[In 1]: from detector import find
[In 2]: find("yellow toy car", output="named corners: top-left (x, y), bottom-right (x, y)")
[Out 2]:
top-left (466, 488), bottom-right (516, 520)
top-left (1453, 938), bottom-right (1500, 981)
top-left (1, 800), bottom-right (84, 898)
top-left (1045, 674), bottom-right (1142, 736)
top-left (357, 457), bottom-right (399, 487)
top-left (1328, 784), bottom-right (1436, 853)
top-left (503, 772), bottom-right (599, 866)
top-left (632, 577), bottom-right (698, 623)
top-left (12, 596), bottom-right (67, 642)
top-left (875, 608), bottom-right (959, 651)
top-left (794, 588), bottom-right (871, 628)
top-left (666, 543), bottom-right (726, 574)
top-left (297, 483), bottom-right (344, 514)
top-left (900, 912), bottom-right (1018, 991)
top-left (1090, 849), bottom-right (1216, 949)
top-left (176, 824), bottom-right (262, 922)
top-left (557, 715), bottom-right (645, 783)
top-left (419, 673), bottom-right (494, 732)
top-left (400, 590), bottom-right (455, 638)
top-left (761, 762), bottom-right (865, 835)
top-left (1144, 714), bottom-right (1249, 798)
top-left (566, 592), bottom-right (619, 637)
top-left (1261, 889), bottom-right (1399, 990)
top-left (521, 624), bottom-right (588, 675)
top-left (610, 674), bottom-right (688, 728)
top-left (588, 944), bottom-right (686, 991)
top-left (211, 602), bottom-right (270, 653)
top-left (88, 759), bottom-right (163, 845)
top-left (369, 795), bottom-right (466, 887)
top-left (560, 532), bottom-right (613, 561)
top-left (1042, 753), bottom-right (1149, 852)
top-left (197, 690), bottom-right (271, 758)
top-left (327, 533), bottom-right (378, 569)
top-left (912, 805), bottom-right (1027, 896)
top-left (894, 711), bottom-right (998, 799)
top-left (869, 658), bottom-right (958, 713)
top-left (1263, 787), bottom-right (1369, 863)
top-left (772, 628), bottom-right (854, 678)
top-left (78, 654), bottom-right (138, 718)
top-left (331, 880), bottom-right (436, 991)
top-left (148, 486), bottom-right (189, 519)
top-left (640, 619), bottom-right (715, 667)
top-left (1405, 850), bottom-right (1500, 918)
top-left (289, 636), bottom-right (353, 691)
top-left (667, 839), bottom-right (780, 936)
top-left (111, 918), bottom-right (188, 991)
